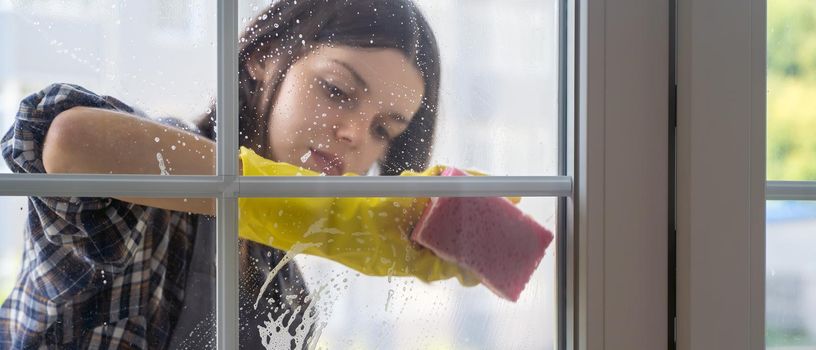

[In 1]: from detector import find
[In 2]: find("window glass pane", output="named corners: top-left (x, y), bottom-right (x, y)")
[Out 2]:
top-left (767, 201), bottom-right (816, 349)
top-left (237, 0), bottom-right (559, 177)
top-left (766, 2), bottom-right (816, 347)
top-left (0, 1), bottom-right (217, 175)
top-left (237, 196), bottom-right (557, 348)
top-left (768, 0), bottom-right (816, 181)
top-left (0, 196), bottom-right (217, 347)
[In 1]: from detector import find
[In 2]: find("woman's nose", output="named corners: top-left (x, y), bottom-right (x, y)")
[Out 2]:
top-left (335, 125), bottom-right (356, 145)
top-left (334, 111), bottom-right (374, 147)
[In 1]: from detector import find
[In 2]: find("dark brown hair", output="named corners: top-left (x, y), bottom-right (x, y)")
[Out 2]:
top-left (196, 0), bottom-right (441, 175)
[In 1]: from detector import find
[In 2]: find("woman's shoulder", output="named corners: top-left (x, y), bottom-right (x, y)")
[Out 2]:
top-left (18, 82), bottom-right (200, 130)
top-left (21, 83), bottom-right (141, 116)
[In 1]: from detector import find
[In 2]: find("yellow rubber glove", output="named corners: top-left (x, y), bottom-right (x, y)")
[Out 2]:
top-left (238, 146), bottom-right (493, 286)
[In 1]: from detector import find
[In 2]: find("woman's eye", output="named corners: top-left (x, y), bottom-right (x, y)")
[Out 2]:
top-left (322, 81), bottom-right (350, 103)
top-left (374, 125), bottom-right (392, 141)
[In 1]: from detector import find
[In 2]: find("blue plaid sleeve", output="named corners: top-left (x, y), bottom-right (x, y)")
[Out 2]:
top-left (1, 83), bottom-right (163, 290)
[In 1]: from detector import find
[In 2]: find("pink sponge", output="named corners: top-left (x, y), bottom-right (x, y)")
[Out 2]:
top-left (411, 167), bottom-right (554, 301)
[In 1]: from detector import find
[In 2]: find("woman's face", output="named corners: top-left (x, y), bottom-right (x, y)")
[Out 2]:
top-left (265, 45), bottom-right (425, 175)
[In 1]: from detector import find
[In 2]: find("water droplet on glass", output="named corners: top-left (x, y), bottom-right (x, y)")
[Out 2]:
top-left (156, 153), bottom-right (170, 175)
top-left (300, 150), bottom-right (312, 163)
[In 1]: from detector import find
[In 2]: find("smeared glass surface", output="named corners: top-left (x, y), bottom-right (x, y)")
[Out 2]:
top-left (239, 196), bottom-right (557, 349)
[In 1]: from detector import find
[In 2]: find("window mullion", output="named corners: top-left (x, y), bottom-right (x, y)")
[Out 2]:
top-left (0, 174), bottom-right (226, 197)
top-left (0, 175), bottom-right (573, 198)
top-left (215, 0), bottom-right (239, 348)
top-left (766, 180), bottom-right (816, 201)
top-left (236, 176), bottom-right (573, 197)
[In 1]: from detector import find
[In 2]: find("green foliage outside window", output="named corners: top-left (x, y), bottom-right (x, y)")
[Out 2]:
top-left (768, 0), bottom-right (816, 180)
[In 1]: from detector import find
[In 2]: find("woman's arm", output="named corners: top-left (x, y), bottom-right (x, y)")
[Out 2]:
top-left (43, 106), bottom-right (222, 215)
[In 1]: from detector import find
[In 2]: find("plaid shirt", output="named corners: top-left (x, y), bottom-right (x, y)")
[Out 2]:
top-left (0, 84), bottom-right (311, 349)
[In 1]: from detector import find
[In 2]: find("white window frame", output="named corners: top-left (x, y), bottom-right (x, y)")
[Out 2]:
top-left (569, 0), bottom-right (669, 348)
top-left (676, 0), bottom-right (766, 348)
top-left (0, 1), bottom-right (579, 348)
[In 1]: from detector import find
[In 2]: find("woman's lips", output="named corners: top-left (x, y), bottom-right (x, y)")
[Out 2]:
top-left (309, 148), bottom-right (344, 175)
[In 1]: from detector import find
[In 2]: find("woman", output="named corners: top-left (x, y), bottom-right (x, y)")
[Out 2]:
top-left (0, 0), bottom-right (441, 348)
